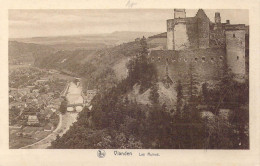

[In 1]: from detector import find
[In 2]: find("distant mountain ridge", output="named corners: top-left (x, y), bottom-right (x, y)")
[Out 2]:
top-left (9, 31), bottom-right (160, 51)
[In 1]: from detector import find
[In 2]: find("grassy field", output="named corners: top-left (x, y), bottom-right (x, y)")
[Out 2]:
top-left (9, 126), bottom-right (52, 149)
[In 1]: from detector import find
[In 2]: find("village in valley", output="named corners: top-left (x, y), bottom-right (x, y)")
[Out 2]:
top-left (9, 65), bottom-right (96, 148)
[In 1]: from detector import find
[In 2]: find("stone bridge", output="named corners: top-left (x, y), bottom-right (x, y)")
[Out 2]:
top-left (67, 103), bottom-right (85, 112)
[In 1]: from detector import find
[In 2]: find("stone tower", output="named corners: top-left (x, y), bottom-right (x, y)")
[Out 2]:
top-left (225, 24), bottom-right (246, 82)
top-left (196, 9), bottom-right (210, 49)
top-left (174, 9), bottom-right (186, 18)
top-left (167, 9), bottom-right (189, 50)
top-left (173, 9), bottom-right (189, 50)
top-left (167, 19), bottom-right (175, 50)
top-left (215, 12), bottom-right (221, 24)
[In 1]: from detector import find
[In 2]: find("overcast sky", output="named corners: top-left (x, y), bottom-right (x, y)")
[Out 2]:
top-left (9, 9), bottom-right (249, 38)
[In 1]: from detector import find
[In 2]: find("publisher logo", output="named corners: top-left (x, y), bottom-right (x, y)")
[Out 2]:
top-left (97, 149), bottom-right (106, 158)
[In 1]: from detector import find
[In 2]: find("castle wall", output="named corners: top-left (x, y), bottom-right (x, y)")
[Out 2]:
top-left (185, 18), bottom-right (199, 49)
top-left (167, 19), bottom-right (174, 50)
top-left (209, 25), bottom-right (225, 48)
top-left (198, 19), bottom-right (210, 48)
top-left (225, 29), bottom-right (246, 81)
top-left (149, 48), bottom-right (226, 84)
top-left (167, 31), bottom-right (174, 50)
top-left (163, 9), bottom-right (248, 85)
top-left (174, 21), bottom-right (190, 50)
top-left (166, 17), bottom-right (207, 50)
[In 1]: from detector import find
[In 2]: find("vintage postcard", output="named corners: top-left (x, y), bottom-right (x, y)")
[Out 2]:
top-left (0, 0), bottom-right (260, 165)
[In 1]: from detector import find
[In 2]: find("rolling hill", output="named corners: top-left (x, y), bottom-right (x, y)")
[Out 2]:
top-left (9, 41), bottom-right (56, 64)
top-left (33, 40), bottom-right (143, 91)
top-left (9, 31), bottom-right (172, 106)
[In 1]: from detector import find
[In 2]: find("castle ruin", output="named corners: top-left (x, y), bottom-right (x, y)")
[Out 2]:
top-left (148, 9), bottom-right (249, 85)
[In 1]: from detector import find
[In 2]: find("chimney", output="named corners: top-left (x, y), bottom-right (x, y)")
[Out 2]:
top-left (226, 20), bottom-right (230, 24)
top-left (215, 12), bottom-right (221, 24)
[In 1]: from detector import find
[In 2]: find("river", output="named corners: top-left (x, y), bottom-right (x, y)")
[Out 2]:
top-left (66, 82), bottom-right (84, 105)
top-left (21, 80), bottom-right (84, 149)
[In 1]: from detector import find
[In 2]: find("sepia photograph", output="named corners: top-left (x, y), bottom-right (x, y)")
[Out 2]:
top-left (8, 9), bottom-right (249, 149)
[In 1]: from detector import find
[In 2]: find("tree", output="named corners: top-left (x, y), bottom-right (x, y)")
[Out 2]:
top-left (229, 105), bottom-right (249, 149)
top-left (149, 82), bottom-right (159, 105)
top-left (126, 36), bottom-right (157, 93)
top-left (148, 104), bottom-right (172, 148)
top-left (140, 36), bottom-right (148, 56)
top-left (201, 82), bottom-right (208, 104)
top-left (176, 80), bottom-right (183, 116)
top-left (200, 66), bottom-right (249, 149)
top-left (51, 135), bottom-right (61, 148)
top-left (187, 64), bottom-right (199, 103)
top-left (115, 132), bottom-right (127, 148)
top-left (172, 78), bottom-right (206, 149)
top-left (126, 135), bottom-right (143, 149)
top-left (59, 99), bottom-right (67, 114)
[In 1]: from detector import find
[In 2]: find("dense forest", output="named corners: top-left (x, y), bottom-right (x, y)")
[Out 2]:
top-left (51, 37), bottom-right (249, 149)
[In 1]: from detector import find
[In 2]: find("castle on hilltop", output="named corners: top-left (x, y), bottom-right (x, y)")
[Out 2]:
top-left (147, 9), bottom-right (249, 84)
